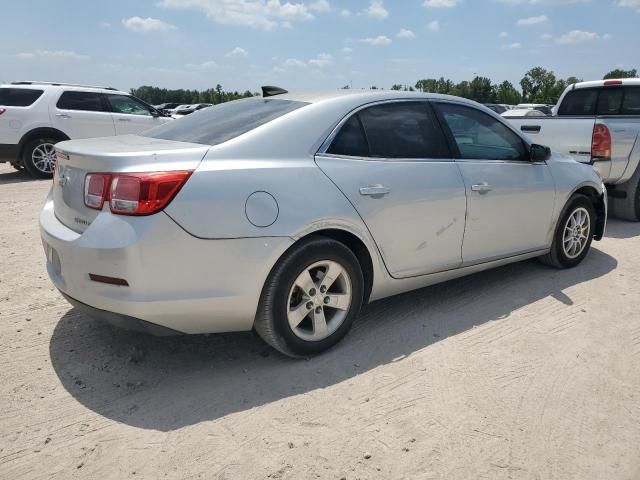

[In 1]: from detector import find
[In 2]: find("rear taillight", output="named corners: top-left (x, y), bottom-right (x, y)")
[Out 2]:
top-left (592, 124), bottom-right (611, 159)
top-left (84, 173), bottom-right (111, 210)
top-left (84, 171), bottom-right (192, 215)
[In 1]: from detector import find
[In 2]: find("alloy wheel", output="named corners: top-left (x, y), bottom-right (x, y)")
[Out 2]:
top-left (562, 207), bottom-right (591, 259)
top-left (31, 142), bottom-right (56, 175)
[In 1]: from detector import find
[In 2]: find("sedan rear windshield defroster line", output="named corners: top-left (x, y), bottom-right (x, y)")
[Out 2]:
top-left (144, 98), bottom-right (309, 146)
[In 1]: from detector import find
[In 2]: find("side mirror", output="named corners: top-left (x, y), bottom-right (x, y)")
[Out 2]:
top-left (530, 144), bottom-right (551, 162)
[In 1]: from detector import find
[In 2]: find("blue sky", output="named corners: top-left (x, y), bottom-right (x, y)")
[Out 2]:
top-left (1, 0), bottom-right (639, 92)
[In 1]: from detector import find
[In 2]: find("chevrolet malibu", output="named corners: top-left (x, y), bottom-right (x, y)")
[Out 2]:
top-left (41, 89), bottom-right (607, 357)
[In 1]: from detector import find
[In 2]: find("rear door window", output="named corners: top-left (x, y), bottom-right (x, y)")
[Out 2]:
top-left (145, 98), bottom-right (308, 145)
top-left (558, 89), bottom-right (597, 116)
top-left (57, 91), bottom-right (108, 112)
top-left (621, 87), bottom-right (640, 115)
top-left (596, 88), bottom-right (624, 115)
top-left (0, 88), bottom-right (44, 106)
top-left (327, 115), bottom-right (369, 157)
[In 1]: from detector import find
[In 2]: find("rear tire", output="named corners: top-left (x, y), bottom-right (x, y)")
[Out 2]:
top-left (10, 160), bottom-right (23, 171)
top-left (539, 194), bottom-right (595, 269)
top-left (255, 236), bottom-right (364, 358)
top-left (22, 137), bottom-right (60, 179)
top-left (609, 165), bottom-right (640, 222)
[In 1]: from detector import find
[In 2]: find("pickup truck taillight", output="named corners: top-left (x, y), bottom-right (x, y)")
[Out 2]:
top-left (591, 124), bottom-right (611, 159)
top-left (84, 171), bottom-right (193, 215)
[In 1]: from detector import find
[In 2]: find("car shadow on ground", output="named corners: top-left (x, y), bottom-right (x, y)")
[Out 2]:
top-left (0, 169), bottom-right (39, 185)
top-left (49, 248), bottom-right (617, 431)
top-left (604, 218), bottom-right (640, 239)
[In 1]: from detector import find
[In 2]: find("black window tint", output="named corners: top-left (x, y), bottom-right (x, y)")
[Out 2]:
top-left (145, 98), bottom-right (308, 145)
top-left (328, 115), bottom-right (369, 157)
top-left (596, 88), bottom-right (623, 115)
top-left (357, 102), bottom-right (448, 158)
top-left (621, 87), bottom-right (640, 115)
top-left (0, 88), bottom-right (44, 106)
top-left (57, 91), bottom-right (106, 112)
top-left (558, 89), bottom-right (597, 116)
top-left (436, 103), bottom-right (527, 161)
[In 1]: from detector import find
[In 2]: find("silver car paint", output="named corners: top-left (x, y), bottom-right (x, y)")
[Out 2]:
top-left (41, 91), bottom-right (606, 334)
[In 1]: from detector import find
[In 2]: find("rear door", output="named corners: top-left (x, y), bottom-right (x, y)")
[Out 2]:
top-left (105, 94), bottom-right (168, 135)
top-left (51, 91), bottom-right (116, 139)
top-left (434, 101), bottom-right (556, 264)
top-left (316, 101), bottom-right (467, 278)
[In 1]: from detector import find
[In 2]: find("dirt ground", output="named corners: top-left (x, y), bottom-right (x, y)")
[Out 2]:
top-left (1, 162), bottom-right (639, 480)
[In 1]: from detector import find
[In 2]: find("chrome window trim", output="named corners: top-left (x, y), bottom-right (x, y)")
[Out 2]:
top-left (316, 152), bottom-right (453, 163)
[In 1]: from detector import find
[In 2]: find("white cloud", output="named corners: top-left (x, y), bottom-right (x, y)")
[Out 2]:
top-left (158, 0), bottom-right (323, 30)
top-left (341, 47), bottom-right (353, 54)
top-left (101, 22), bottom-right (112, 28)
top-left (16, 50), bottom-right (89, 60)
top-left (309, 0), bottom-right (330, 12)
top-left (499, 31), bottom-right (509, 38)
top-left (340, 9), bottom-right (351, 16)
top-left (363, 1), bottom-right (388, 19)
top-left (122, 16), bottom-right (177, 32)
top-left (224, 47), bottom-right (248, 58)
top-left (502, 42), bottom-right (522, 49)
top-left (618, 0), bottom-right (640, 11)
top-left (517, 15), bottom-right (548, 25)
top-left (423, 0), bottom-right (459, 7)
top-left (360, 35), bottom-right (392, 46)
top-left (186, 59), bottom-right (218, 69)
top-left (541, 33), bottom-right (552, 39)
top-left (556, 30), bottom-right (599, 44)
top-left (282, 53), bottom-right (333, 68)
top-left (397, 28), bottom-right (416, 38)
top-left (427, 20), bottom-right (440, 31)
top-left (284, 58), bottom-right (307, 68)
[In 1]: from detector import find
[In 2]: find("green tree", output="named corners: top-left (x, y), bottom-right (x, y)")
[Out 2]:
top-left (451, 81), bottom-right (472, 99)
top-left (520, 67), bottom-right (558, 103)
top-left (603, 68), bottom-right (638, 79)
top-left (494, 80), bottom-right (522, 105)
top-left (469, 76), bottom-right (495, 103)
top-left (390, 84), bottom-right (403, 90)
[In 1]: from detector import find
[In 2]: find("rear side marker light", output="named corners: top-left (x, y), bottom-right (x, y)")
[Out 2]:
top-left (592, 124), bottom-right (612, 159)
top-left (89, 274), bottom-right (129, 286)
top-left (83, 170), bottom-right (193, 215)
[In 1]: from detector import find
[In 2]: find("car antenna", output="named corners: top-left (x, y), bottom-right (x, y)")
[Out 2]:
top-left (262, 86), bottom-right (288, 97)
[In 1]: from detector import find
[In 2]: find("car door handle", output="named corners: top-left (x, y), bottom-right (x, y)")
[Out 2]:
top-left (359, 185), bottom-right (390, 197)
top-left (471, 183), bottom-right (493, 193)
top-left (521, 125), bottom-right (541, 133)
top-left (118, 118), bottom-right (131, 122)
top-left (55, 113), bottom-right (71, 119)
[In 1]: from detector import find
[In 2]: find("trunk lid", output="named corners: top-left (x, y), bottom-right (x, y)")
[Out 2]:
top-left (53, 134), bottom-right (210, 233)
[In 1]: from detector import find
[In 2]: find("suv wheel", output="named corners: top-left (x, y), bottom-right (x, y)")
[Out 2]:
top-left (255, 236), bottom-right (364, 357)
top-left (23, 137), bottom-right (59, 179)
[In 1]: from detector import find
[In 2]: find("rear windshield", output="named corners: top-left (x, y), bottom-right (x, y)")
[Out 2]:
top-left (145, 98), bottom-right (308, 145)
top-left (0, 88), bottom-right (44, 107)
top-left (558, 89), bottom-right (597, 116)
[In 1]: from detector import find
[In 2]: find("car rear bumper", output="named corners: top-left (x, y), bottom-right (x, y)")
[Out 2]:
top-left (0, 143), bottom-right (19, 163)
top-left (40, 194), bottom-right (293, 334)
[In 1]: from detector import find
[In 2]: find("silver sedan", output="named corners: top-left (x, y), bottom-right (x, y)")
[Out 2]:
top-left (40, 89), bottom-right (607, 357)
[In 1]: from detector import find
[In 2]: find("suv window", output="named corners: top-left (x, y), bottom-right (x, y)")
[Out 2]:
top-left (145, 98), bottom-right (308, 146)
top-left (558, 89), bottom-right (598, 116)
top-left (435, 102), bottom-right (528, 161)
top-left (0, 88), bottom-right (44, 107)
top-left (327, 115), bottom-right (369, 157)
top-left (621, 87), bottom-right (640, 115)
top-left (107, 94), bottom-right (152, 116)
top-left (57, 91), bottom-right (107, 112)
top-left (597, 88), bottom-right (624, 115)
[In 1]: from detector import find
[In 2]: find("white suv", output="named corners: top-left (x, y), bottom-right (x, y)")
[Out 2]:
top-left (0, 82), bottom-right (173, 178)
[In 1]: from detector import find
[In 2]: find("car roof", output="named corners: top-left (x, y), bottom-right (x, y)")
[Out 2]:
top-left (572, 78), bottom-right (640, 89)
top-left (0, 82), bottom-right (128, 95)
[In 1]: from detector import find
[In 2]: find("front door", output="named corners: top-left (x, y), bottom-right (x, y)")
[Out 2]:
top-left (316, 101), bottom-right (467, 278)
top-left (106, 94), bottom-right (167, 135)
top-left (434, 101), bottom-right (556, 263)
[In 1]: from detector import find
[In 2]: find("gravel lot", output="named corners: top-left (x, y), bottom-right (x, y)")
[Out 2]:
top-left (1, 162), bottom-right (639, 480)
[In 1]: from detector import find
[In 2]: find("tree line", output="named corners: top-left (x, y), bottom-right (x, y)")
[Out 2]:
top-left (131, 67), bottom-right (638, 107)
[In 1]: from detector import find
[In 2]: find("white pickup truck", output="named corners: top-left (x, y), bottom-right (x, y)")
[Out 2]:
top-left (505, 79), bottom-right (640, 221)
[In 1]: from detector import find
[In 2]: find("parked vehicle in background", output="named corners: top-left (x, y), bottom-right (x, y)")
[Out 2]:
top-left (0, 82), bottom-right (172, 178)
top-left (40, 88), bottom-right (606, 357)
top-left (170, 103), bottom-right (213, 118)
top-left (502, 108), bottom-right (546, 118)
top-left (505, 79), bottom-right (640, 221)
top-left (154, 102), bottom-right (181, 114)
top-left (516, 103), bottom-right (554, 116)
top-left (483, 103), bottom-right (507, 115)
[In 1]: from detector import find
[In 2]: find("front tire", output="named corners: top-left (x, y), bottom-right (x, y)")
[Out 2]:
top-left (540, 194), bottom-right (595, 269)
top-left (255, 236), bottom-right (364, 357)
top-left (22, 137), bottom-right (59, 179)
